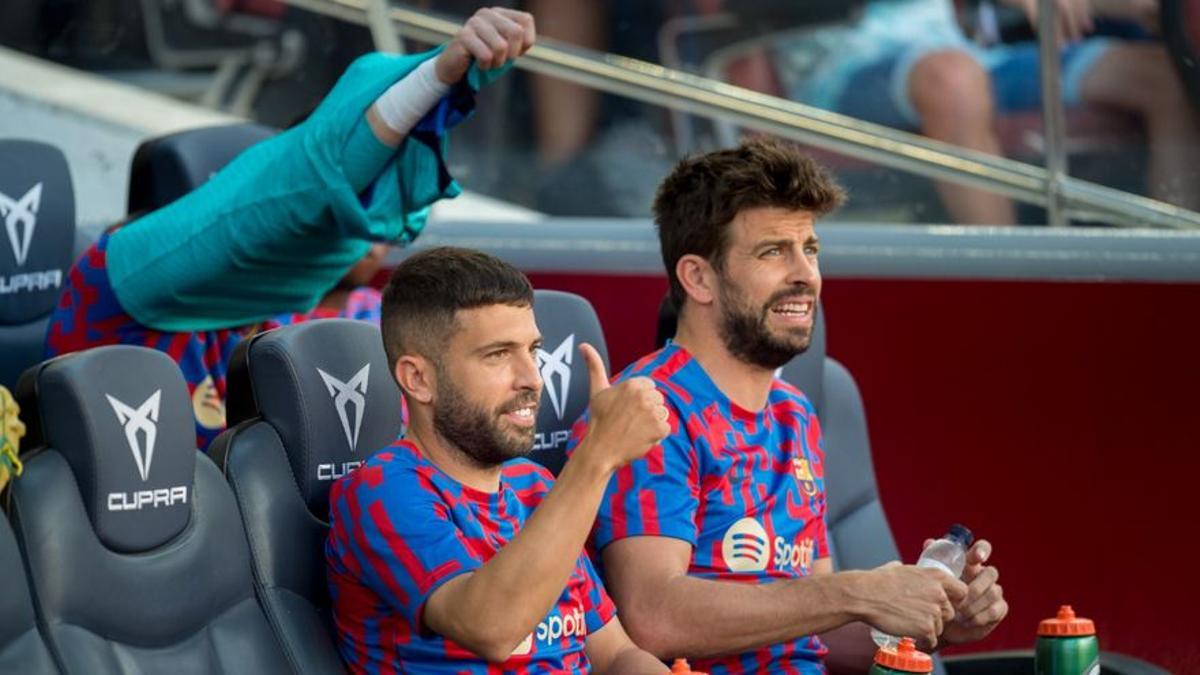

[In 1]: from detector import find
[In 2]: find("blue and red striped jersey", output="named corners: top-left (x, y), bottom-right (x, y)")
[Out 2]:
top-left (326, 439), bottom-right (616, 674)
top-left (44, 233), bottom-right (383, 451)
top-left (569, 343), bottom-right (830, 674)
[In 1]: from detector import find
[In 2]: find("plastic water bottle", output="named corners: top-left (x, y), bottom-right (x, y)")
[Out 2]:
top-left (871, 524), bottom-right (975, 648)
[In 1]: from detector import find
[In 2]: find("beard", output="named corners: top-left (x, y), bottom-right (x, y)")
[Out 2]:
top-left (717, 275), bottom-right (816, 370)
top-left (432, 367), bottom-right (538, 468)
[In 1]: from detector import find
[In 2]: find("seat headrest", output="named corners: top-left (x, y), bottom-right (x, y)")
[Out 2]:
top-left (232, 319), bottom-right (403, 517)
top-left (0, 140), bottom-right (75, 324)
top-left (779, 304), bottom-right (827, 404)
top-left (127, 123), bottom-right (276, 213)
top-left (531, 290), bottom-right (609, 475)
top-left (28, 346), bottom-right (197, 553)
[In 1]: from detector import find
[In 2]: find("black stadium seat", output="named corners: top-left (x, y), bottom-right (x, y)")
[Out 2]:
top-left (10, 345), bottom-right (290, 673)
top-left (127, 122), bottom-right (277, 214)
top-left (530, 290), bottom-right (610, 475)
top-left (0, 140), bottom-right (76, 390)
top-left (210, 319), bottom-right (405, 673)
top-left (0, 514), bottom-right (57, 674)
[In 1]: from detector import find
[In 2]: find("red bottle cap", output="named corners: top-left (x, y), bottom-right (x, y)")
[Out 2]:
top-left (670, 658), bottom-right (708, 674)
top-left (1038, 605), bottom-right (1096, 636)
top-left (873, 637), bottom-right (933, 673)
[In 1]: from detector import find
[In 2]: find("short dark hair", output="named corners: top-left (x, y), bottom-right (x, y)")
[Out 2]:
top-left (653, 138), bottom-right (846, 307)
top-left (381, 247), bottom-right (534, 371)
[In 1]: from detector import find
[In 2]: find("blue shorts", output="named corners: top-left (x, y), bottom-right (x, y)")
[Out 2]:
top-left (829, 39), bottom-right (1114, 129)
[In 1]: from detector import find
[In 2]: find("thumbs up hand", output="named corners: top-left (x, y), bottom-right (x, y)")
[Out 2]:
top-left (576, 343), bottom-right (671, 472)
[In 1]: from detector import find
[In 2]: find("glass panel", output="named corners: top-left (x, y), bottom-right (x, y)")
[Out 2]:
top-left (4, 0), bottom-right (1196, 227)
top-left (393, 1), bottom-right (983, 222)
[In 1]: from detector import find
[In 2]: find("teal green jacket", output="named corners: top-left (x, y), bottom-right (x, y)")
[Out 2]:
top-left (106, 47), bottom-right (507, 331)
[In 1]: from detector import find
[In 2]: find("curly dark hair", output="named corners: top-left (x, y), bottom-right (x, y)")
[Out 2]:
top-left (653, 138), bottom-right (846, 307)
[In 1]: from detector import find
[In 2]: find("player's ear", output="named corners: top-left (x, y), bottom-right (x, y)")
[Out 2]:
top-left (677, 254), bottom-right (717, 306)
top-left (395, 354), bottom-right (435, 404)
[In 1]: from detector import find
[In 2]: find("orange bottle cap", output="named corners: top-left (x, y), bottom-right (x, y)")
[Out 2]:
top-left (1038, 605), bottom-right (1096, 637)
top-left (670, 658), bottom-right (708, 674)
top-left (873, 637), bottom-right (933, 673)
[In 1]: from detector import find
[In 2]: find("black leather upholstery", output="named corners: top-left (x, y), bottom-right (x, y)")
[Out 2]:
top-left (213, 319), bottom-right (404, 673)
top-left (11, 345), bottom-right (290, 673)
top-left (530, 290), bottom-right (610, 475)
top-left (127, 123), bottom-right (276, 213)
top-left (222, 319), bottom-right (403, 517)
top-left (0, 514), bottom-right (58, 674)
top-left (23, 346), bottom-right (196, 552)
top-left (0, 140), bottom-right (76, 389)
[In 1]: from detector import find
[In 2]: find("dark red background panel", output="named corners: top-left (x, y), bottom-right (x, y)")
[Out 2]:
top-left (529, 271), bottom-right (1200, 673)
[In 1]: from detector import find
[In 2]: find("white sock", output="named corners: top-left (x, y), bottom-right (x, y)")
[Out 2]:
top-left (372, 58), bottom-right (451, 136)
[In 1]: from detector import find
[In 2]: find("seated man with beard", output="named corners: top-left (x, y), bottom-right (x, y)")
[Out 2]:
top-left (325, 247), bottom-right (669, 673)
top-left (567, 139), bottom-right (1009, 674)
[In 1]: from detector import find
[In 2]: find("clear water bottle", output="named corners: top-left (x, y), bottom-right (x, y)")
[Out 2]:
top-left (871, 524), bottom-right (975, 648)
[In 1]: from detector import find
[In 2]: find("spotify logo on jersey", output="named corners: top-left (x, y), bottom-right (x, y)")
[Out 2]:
top-left (721, 518), bottom-right (770, 572)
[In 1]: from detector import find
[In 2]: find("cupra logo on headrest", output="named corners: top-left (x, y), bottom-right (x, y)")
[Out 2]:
top-left (317, 364), bottom-right (370, 452)
top-left (106, 389), bottom-right (162, 482)
top-left (537, 334), bottom-right (575, 421)
top-left (0, 183), bottom-right (42, 268)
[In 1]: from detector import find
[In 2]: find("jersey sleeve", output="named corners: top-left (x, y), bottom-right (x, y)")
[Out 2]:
top-left (104, 49), bottom-right (512, 331)
top-left (330, 463), bottom-right (483, 628)
top-left (570, 398), bottom-right (702, 552)
top-left (577, 551), bottom-right (617, 634)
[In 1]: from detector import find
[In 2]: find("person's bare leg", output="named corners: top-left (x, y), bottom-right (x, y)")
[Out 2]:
top-left (527, 0), bottom-right (604, 167)
top-left (909, 50), bottom-right (1018, 224)
top-left (1078, 42), bottom-right (1200, 211)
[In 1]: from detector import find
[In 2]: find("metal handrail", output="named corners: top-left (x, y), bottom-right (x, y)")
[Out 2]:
top-left (279, 0), bottom-right (1200, 230)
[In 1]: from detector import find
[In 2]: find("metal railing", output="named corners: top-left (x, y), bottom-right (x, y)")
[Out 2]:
top-left (279, 0), bottom-right (1200, 230)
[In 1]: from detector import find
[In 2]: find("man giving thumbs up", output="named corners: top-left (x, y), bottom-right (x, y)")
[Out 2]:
top-left (326, 246), bottom-right (668, 674)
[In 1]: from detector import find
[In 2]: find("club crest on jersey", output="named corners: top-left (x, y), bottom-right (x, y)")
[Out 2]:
top-left (792, 457), bottom-right (817, 496)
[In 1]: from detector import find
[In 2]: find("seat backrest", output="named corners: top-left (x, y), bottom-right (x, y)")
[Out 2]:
top-left (530, 290), bottom-right (610, 475)
top-left (210, 319), bottom-right (404, 673)
top-left (127, 122), bottom-right (277, 214)
top-left (0, 140), bottom-right (76, 389)
top-left (10, 345), bottom-right (289, 673)
top-left (0, 513), bottom-right (58, 674)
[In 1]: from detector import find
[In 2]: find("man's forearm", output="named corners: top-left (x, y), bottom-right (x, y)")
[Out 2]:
top-left (615, 570), bottom-right (870, 659)
top-left (427, 450), bottom-right (613, 659)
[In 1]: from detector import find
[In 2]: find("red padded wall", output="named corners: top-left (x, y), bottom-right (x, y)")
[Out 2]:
top-left (528, 271), bottom-right (1200, 673)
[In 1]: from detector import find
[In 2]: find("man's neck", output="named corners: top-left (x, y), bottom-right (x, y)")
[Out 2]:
top-left (406, 413), bottom-right (503, 493)
top-left (673, 314), bottom-right (776, 412)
